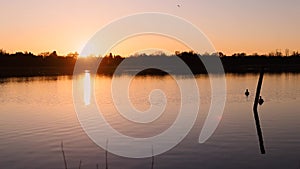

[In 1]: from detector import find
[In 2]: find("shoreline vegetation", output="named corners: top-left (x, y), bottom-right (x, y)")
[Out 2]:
top-left (1, 49), bottom-right (300, 77)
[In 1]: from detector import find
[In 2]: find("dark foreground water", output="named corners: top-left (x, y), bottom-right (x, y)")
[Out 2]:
top-left (0, 73), bottom-right (299, 169)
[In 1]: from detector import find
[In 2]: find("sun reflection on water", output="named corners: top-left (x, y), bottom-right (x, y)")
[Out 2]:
top-left (83, 71), bottom-right (91, 105)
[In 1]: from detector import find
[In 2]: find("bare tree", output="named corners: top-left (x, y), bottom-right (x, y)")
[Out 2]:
top-left (285, 49), bottom-right (290, 57)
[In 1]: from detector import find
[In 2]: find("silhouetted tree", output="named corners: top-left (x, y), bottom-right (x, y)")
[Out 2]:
top-left (218, 52), bottom-right (224, 57)
top-left (39, 52), bottom-right (51, 57)
top-left (285, 49), bottom-right (290, 57)
top-left (275, 49), bottom-right (282, 57)
top-left (67, 52), bottom-right (79, 58)
top-left (49, 51), bottom-right (58, 57)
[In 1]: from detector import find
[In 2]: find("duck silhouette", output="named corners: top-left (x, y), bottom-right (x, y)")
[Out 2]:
top-left (245, 89), bottom-right (250, 97)
top-left (258, 96), bottom-right (264, 105)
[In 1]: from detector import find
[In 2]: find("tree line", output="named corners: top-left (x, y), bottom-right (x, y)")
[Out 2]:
top-left (0, 49), bottom-right (300, 77)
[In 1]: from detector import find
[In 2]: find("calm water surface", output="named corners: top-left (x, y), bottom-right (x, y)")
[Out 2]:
top-left (0, 74), bottom-right (299, 169)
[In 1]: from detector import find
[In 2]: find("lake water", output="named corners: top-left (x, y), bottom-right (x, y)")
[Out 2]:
top-left (0, 73), bottom-right (299, 169)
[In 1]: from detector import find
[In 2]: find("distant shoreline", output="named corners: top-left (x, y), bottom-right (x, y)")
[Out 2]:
top-left (1, 51), bottom-right (300, 78)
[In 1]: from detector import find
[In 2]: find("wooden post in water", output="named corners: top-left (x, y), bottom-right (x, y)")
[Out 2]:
top-left (253, 70), bottom-right (266, 154)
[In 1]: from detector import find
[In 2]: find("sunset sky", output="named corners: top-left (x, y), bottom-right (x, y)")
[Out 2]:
top-left (0, 0), bottom-right (299, 57)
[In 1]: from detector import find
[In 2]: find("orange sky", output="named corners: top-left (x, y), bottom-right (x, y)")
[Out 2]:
top-left (109, 34), bottom-right (191, 57)
top-left (0, 0), bottom-right (299, 57)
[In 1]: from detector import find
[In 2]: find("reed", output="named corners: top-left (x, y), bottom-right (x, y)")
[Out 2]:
top-left (78, 160), bottom-right (82, 169)
top-left (61, 141), bottom-right (68, 169)
top-left (60, 141), bottom-right (157, 169)
top-left (105, 139), bottom-right (108, 169)
top-left (151, 145), bottom-right (154, 169)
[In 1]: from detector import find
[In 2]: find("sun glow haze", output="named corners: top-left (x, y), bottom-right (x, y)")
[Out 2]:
top-left (0, 1), bottom-right (299, 56)
top-left (109, 34), bottom-right (191, 57)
